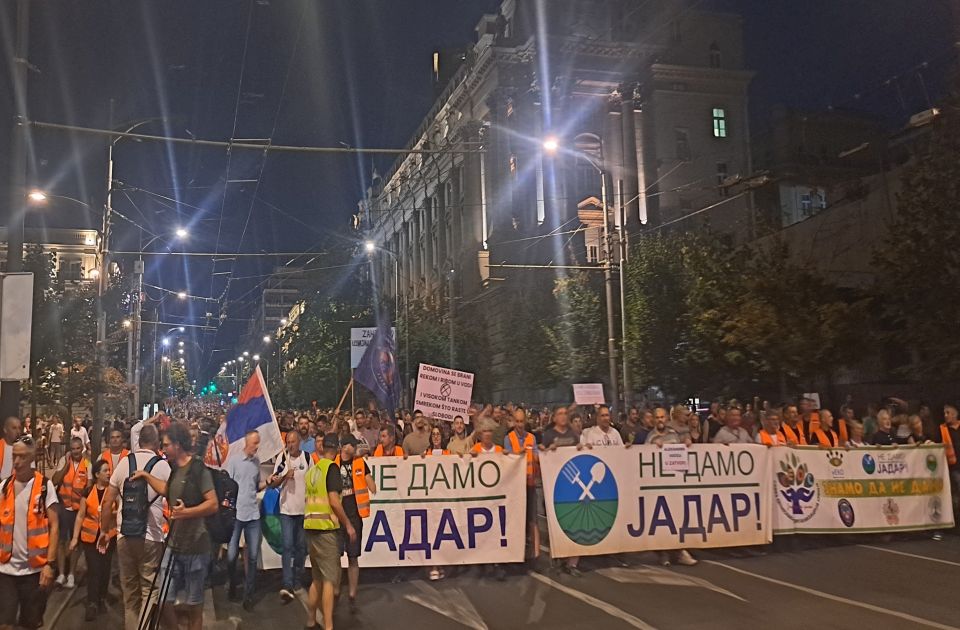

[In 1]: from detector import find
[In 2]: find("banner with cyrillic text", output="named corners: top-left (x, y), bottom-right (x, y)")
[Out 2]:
top-left (540, 445), bottom-right (773, 558)
top-left (355, 454), bottom-right (526, 566)
top-left (771, 445), bottom-right (955, 534)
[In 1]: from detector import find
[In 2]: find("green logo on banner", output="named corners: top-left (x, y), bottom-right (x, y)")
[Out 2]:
top-left (554, 455), bottom-right (618, 546)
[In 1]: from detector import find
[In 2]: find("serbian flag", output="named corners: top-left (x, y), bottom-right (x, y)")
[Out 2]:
top-left (224, 366), bottom-right (284, 463)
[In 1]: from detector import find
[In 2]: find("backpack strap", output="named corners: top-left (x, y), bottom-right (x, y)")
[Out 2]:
top-left (127, 453), bottom-right (138, 477)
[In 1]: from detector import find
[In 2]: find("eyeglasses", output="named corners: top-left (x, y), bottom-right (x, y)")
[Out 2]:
top-left (15, 435), bottom-right (33, 445)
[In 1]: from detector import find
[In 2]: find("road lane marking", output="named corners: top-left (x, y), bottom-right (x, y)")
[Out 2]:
top-left (858, 545), bottom-right (960, 568)
top-left (404, 580), bottom-right (489, 630)
top-left (596, 566), bottom-right (747, 602)
top-left (705, 560), bottom-right (960, 630)
top-left (529, 572), bottom-right (658, 630)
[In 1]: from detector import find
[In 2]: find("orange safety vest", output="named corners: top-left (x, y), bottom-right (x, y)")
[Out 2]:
top-left (508, 431), bottom-right (536, 486)
top-left (0, 472), bottom-right (51, 568)
top-left (941, 425), bottom-right (957, 466)
top-left (759, 430), bottom-right (781, 446)
top-left (332, 456), bottom-right (370, 519)
top-left (373, 445), bottom-right (404, 457)
top-left (781, 423), bottom-right (806, 445)
top-left (80, 486), bottom-right (116, 543)
top-left (471, 443), bottom-right (503, 454)
top-left (58, 458), bottom-right (89, 511)
top-left (99, 449), bottom-right (130, 478)
top-left (837, 419), bottom-right (849, 445)
top-left (0, 441), bottom-right (7, 473)
top-left (807, 411), bottom-right (821, 434)
top-left (812, 428), bottom-right (839, 448)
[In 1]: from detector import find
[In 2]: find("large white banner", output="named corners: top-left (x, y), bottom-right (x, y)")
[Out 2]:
top-left (350, 326), bottom-right (396, 368)
top-left (356, 454), bottom-right (526, 566)
top-left (772, 445), bottom-right (955, 534)
top-left (413, 363), bottom-right (474, 422)
top-left (541, 445), bottom-right (773, 558)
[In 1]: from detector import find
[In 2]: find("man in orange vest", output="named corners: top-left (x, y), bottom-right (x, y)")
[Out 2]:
top-left (51, 437), bottom-right (88, 589)
top-left (98, 429), bottom-right (129, 478)
top-left (471, 427), bottom-right (503, 454)
top-left (755, 408), bottom-right (786, 446)
top-left (335, 436), bottom-right (375, 612)
top-left (781, 404), bottom-right (807, 445)
top-left (503, 409), bottom-right (540, 565)
top-left (937, 403), bottom-right (960, 534)
top-left (0, 437), bottom-right (60, 629)
top-left (810, 409), bottom-right (840, 447)
top-left (373, 425), bottom-right (404, 458)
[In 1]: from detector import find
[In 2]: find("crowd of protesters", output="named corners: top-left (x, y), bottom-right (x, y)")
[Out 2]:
top-left (0, 392), bottom-right (956, 629)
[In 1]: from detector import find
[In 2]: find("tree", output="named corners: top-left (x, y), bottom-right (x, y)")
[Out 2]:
top-left (874, 100), bottom-right (960, 380)
top-left (542, 270), bottom-right (606, 384)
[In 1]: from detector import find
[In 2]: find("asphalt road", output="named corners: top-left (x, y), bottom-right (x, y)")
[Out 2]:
top-left (47, 534), bottom-right (960, 630)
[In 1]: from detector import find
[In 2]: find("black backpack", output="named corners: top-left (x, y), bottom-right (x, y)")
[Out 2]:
top-left (182, 458), bottom-right (237, 546)
top-left (120, 453), bottom-right (162, 538)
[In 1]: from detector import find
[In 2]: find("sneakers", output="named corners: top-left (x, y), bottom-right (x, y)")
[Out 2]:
top-left (562, 564), bottom-right (582, 578)
top-left (348, 596), bottom-right (358, 615)
top-left (676, 550), bottom-right (698, 566)
top-left (56, 573), bottom-right (66, 587)
top-left (428, 568), bottom-right (440, 581)
top-left (279, 588), bottom-right (295, 604)
top-left (658, 552), bottom-right (671, 567)
top-left (65, 574), bottom-right (75, 589)
top-left (242, 598), bottom-right (255, 612)
top-left (933, 532), bottom-right (944, 541)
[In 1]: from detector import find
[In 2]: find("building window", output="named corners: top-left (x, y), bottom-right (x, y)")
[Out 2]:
top-left (587, 245), bottom-right (599, 263)
top-left (716, 163), bottom-right (729, 197)
top-left (709, 43), bottom-right (721, 69)
top-left (675, 128), bottom-right (691, 161)
top-left (712, 108), bottom-right (727, 138)
top-left (509, 153), bottom-right (518, 177)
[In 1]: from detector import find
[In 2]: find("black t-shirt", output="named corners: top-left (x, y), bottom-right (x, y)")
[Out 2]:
top-left (541, 427), bottom-right (579, 448)
top-left (870, 430), bottom-right (896, 446)
top-left (338, 458), bottom-right (371, 519)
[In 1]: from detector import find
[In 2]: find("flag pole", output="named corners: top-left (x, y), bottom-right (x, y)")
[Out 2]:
top-left (350, 368), bottom-right (355, 417)
top-left (334, 377), bottom-right (353, 416)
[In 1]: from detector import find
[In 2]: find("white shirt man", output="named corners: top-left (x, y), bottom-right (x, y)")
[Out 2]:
top-left (580, 406), bottom-right (625, 447)
top-left (70, 423), bottom-right (90, 452)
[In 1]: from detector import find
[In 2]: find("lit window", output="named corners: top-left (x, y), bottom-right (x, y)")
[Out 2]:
top-left (712, 108), bottom-right (727, 138)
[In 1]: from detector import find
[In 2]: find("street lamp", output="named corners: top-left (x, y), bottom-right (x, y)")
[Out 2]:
top-left (178, 341), bottom-right (184, 347)
top-left (280, 318), bottom-right (288, 326)
top-left (363, 240), bottom-right (376, 254)
top-left (542, 135), bottom-right (626, 408)
top-left (178, 348), bottom-right (184, 355)
top-left (162, 337), bottom-right (170, 347)
top-left (177, 291), bottom-right (187, 300)
top-left (27, 189), bottom-right (47, 203)
top-left (175, 227), bottom-right (188, 239)
top-left (252, 354), bottom-right (260, 361)
top-left (262, 335), bottom-right (271, 343)
top-left (122, 319), bottom-right (132, 328)
top-left (242, 351), bottom-right (249, 357)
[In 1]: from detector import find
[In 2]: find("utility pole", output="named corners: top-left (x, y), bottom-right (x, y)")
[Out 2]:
top-left (1, 0), bottom-right (31, 422)
top-left (132, 259), bottom-right (143, 414)
top-left (617, 189), bottom-right (632, 410)
top-left (447, 270), bottom-right (455, 367)
top-left (600, 172), bottom-right (620, 409)
top-left (92, 101), bottom-right (115, 455)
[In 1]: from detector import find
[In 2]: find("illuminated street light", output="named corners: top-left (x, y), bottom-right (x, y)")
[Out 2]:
top-left (178, 326), bottom-right (185, 332)
top-left (178, 348), bottom-right (184, 355)
top-left (162, 337), bottom-right (170, 346)
top-left (175, 227), bottom-right (188, 239)
top-left (252, 354), bottom-right (260, 361)
top-left (178, 341), bottom-right (184, 347)
top-left (122, 319), bottom-right (132, 328)
top-left (243, 351), bottom-right (249, 357)
top-left (179, 358), bottom-right (185, 364)
top-left (280, 318), bottom-right (288, 326)
top-left (27, 189), bottom-right (48, 203)
top-left (177, 291), bottom-right (187, 300)
top-left (364, 240), bottom-right (376, 253)
top-left (263, 335), bottom-right (271, 343)
top-left (542, 136), bottom-right (559, 154)
top-left (237, 356), bottom-right (244, 362)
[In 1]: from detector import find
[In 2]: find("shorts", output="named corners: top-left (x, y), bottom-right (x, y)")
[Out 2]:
top-left (339, 516), bottom-right (364, 559)
top-left (163, 552), bottom-right (209, 607)
top-left (59, 506), bottom-right (78, 542)
top-left (0, 572), bottom-right (48, 628)
top-left (306, 530), bottom-right (341, 587)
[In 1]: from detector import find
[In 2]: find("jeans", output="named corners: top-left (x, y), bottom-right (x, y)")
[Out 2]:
top-left (227, 519), bottom-right (262, 599)
top-left (279, 514), bottom-right (305, 591)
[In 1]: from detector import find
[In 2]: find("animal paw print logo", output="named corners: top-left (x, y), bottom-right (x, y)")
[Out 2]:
top-left (775, 453), bottom-right (820, 522)
top-left (826, 450), bottom-right (844, 468)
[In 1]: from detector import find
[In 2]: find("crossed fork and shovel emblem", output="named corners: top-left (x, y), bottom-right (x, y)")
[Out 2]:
top-left (561, 460), bottom-right (607, 501)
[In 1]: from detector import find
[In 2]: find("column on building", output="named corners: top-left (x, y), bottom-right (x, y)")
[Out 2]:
top-left (620, 82), bottom-right (642, 232)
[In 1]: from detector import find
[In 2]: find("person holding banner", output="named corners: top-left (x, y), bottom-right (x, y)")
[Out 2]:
top-left (781, 404), bottom-right (807, 445)
top-left (809, 409), bottom-right (840, 447)
top-left (374, 426), bottom-right (404, 458)
top-left (424, 428), bottom-right (450, 456)
top-left (268, 430), bottom-right (310, 604)
top-left (756, 408), bottom-right (786, 446)
top-left (712, 403), bottom-right (753, 445)
top-left (579, 406), bottom-right (624, 447)
top-left (845, 419), bottom-right (867, 447)
top-left (471, 427), bottom-right (503, 454)
top-left (446, 417), bottom-right (471, 455)
top-left (504, 409), bottom-right (541, 565)
top-left (541, 406), bottom-right (583, 577)
top-left (936, 404), bottom-right (960, 531)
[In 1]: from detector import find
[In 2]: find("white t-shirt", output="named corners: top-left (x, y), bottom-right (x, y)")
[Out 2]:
top-left (580, 426), bottom-right (625, 447)
top-left (71, 426), bottom-right (90, 450)
top-left (108, 450), bottom-right (172, 543)
top-left (272, 451), bottom-right (309, 516)
top-left (49, 423), bottom-right (63, 444)
top-left (0, 442), bottom-right (14, 479)
top-left (0, 478), bottom-right (58, 576)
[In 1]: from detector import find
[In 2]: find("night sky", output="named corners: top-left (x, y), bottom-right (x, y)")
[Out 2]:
top-left (0, 0), bottom-right (954, 381)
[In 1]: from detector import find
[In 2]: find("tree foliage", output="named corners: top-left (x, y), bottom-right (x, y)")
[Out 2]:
top-left (542, 270), bottom-right (605, 383)
top-left (873, 101), bottom-right (960, 380)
